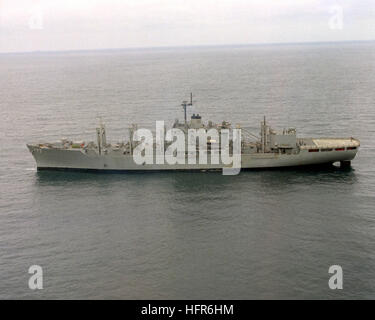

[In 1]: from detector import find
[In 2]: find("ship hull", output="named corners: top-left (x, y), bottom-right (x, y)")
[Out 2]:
top-left (28, 146), bottom-right (358, 171)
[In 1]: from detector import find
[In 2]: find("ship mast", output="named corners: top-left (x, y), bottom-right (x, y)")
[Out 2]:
top-left (181, 93), bottom-right (193, 124)
top-left (261, 116), bottom-right (267, 153)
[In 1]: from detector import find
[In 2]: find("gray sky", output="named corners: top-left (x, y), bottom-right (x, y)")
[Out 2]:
top-left (0, 0), bottom-right (374, 53)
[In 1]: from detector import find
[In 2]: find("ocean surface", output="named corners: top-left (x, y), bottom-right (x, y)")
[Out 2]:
top-left (0, 42), bottom-right (375, 299)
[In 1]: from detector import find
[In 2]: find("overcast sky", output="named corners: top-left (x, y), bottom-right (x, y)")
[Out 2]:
top-left (0, 0), bottom-right (374, 53)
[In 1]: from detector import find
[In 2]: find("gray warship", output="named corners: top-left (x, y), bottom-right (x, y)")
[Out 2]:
top-left (27, 94), bottom-right (360, 172)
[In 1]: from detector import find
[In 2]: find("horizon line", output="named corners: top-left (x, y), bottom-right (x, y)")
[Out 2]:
top-left (1, 39), bottom-right (374, 55)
